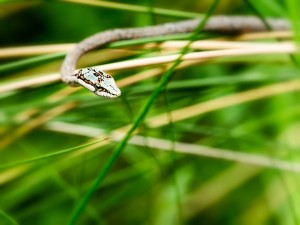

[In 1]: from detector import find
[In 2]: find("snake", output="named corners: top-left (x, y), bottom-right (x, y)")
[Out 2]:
top-left (60, 15), bottom-right (290, 98)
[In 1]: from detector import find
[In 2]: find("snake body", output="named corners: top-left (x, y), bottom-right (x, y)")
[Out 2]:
top-left (61, 15), bottom-right (290, 98)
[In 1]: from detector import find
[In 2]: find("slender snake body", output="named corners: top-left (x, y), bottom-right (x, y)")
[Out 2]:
top-left (61, 16), bottom-right (290, 98)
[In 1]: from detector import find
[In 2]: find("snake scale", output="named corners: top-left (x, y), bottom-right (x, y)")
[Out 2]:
top-left (60, 15), bottom-right (290, 98)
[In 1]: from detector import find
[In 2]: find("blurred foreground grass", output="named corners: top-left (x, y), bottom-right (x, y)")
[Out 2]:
top-left (1, 0), bottom-right (300, 225)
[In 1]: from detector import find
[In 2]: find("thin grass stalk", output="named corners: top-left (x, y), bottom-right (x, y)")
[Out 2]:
top-left (67, 1), bottom-right (221, 224)
top-left (42, 122), bottom-right (300, 173)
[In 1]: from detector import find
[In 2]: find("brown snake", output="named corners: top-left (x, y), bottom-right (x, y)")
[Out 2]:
top-left (60, 15), bottom-right (290, 98)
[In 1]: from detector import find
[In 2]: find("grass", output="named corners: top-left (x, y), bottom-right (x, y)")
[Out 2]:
top-left (1, 0), bottom-right (300, 225)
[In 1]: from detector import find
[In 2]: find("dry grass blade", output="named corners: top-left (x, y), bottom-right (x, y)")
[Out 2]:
top-left (44, 122), bottom-right (300, 172)
top-left (0, 166), bottom-right (29, 185)
top-left (0, 34), bottom-right (292, 59)
top-left (147, 79), bottom-right (300, 128)
top-left (0, 41), bottom-right (295, 94)
top-left (0, 102), bottom-right (77, 150)
top-left (236, 31), bottom-right (292, 40)
top-left (0, 44), bottom-right (74, 58)
top-left (0, 73), bottom-right (60, 93)
top-left (146, 40), bottom-right (290, 50)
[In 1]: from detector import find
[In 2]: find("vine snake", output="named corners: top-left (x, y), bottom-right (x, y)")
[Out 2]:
top-left (60, 15), bottom-right (290, 98)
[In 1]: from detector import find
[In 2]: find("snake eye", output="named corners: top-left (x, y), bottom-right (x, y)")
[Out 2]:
top-left (76, 68), bottom-right (121, 98)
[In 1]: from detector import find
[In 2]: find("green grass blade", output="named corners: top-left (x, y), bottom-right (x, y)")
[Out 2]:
top-left (0, 139), bottom-right (107, 170)
top-left (0, 209), bottom-right (19, 225)
top-left (67, 0), bottom-right (221, 224)
top-left (286, 0), bottom-right (300, 64)
top-left (0, 53), bottom-right (64, 75)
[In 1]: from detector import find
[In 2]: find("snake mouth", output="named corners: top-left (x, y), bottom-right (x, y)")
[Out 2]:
top-left (95, 86), bottom-right (121, 98)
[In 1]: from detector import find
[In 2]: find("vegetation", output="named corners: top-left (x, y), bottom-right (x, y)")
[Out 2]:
top-left (1, 0), bottom-right (300, 225)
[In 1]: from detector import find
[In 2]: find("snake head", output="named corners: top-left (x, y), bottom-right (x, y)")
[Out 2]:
top-left (76, 68), bottom-right (121, 98)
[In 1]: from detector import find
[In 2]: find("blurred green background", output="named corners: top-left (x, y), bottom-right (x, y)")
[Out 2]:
top-left (1, 0), bottom-right (300, 225)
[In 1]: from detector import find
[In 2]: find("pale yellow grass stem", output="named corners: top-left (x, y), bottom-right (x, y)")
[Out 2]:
top-left (146, 79), bottom-right (300, 128)
top-left (236, 30), bottom-right (292, 40)
top-left (0, 44), bottom-right (74, 58)
top-left (94, 42), bottom-right (294, 72)
top-left (0, 42), bottom-right (296, 93)
top-left (147, 40), bottom-right (289, 50)
top-left (45, 121), bottom-right (300, 173)
top-left (0, 38), bottom-right (290, 58)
